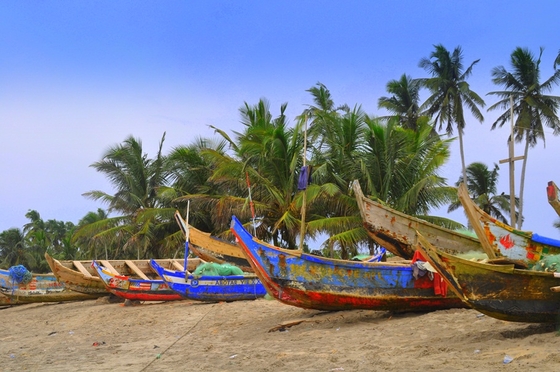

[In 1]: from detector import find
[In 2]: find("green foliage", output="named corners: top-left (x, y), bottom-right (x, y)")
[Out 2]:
top-left (487, 47), bottom-right (560, 228)
top-left (448, 162), bottom-right (516, 225)
top-left (2, 82), bottom-right (472, 261)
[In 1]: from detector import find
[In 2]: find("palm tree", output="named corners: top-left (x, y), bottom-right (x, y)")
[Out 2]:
top-left (79, 133), bottom-right (175, 259)
top-left (448, 162), bottom-right (514, 224)
top-left (0, 228), bottom-right (35, 270)
top-left (487, 47), bottom-right (560, 229)
top-left (378, 74), bottom-right (421, 130)
top-left (360, 116), bottom-right (460, 228)
top-left (207, 99), bottom-right (305, 248)
top-left (418, 44), bottom-right (486, 183)
top-left (162, 137), bottom-right (229, 234)
top-left (21, 210), bottom-right (77, 270)
top-left (303, 82), bottom-right (350, 154)
top-left (305, 91), bottom-right (461, 257)
top-left (305, 98), bottom-right (371, 258)
top-left (73, 208), bottom-right (110, 259)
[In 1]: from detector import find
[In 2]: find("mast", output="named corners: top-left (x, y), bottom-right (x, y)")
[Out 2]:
top-left (298, 116), bottom-right (308, 251)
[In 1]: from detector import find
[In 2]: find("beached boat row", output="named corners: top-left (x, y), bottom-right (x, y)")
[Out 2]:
top-left (351, 179), bottom-right (560, 323)
top-left (4, 180), bottom-right (560, 323)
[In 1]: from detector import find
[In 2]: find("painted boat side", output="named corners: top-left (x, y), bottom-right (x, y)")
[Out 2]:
top-left (230, 215), bottom-right (465, 312)
top-left (92, 261), bottom-right (183, 301)
top-left (150, 260), bottom-right (266, 302)
top-left (0, 268), bottom-right (96, 303)
top-left (415, 232), bottom-right (560, 323)
top-left (45, 253), bottom-right (107, 295)
top-left (458, 183), bottom-right (560, 263)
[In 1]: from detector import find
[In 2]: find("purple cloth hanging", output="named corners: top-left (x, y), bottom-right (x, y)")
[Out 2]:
top-left (298, 166), bottom-right (310, 190)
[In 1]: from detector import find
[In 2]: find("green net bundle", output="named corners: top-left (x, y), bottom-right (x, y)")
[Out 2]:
top-left (532, 254), bottom-right (560, 272)
top-left (193, 262), bottom-right (244, 276)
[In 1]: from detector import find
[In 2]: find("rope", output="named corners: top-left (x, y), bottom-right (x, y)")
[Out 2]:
top-left (140, 304), bottom-right (215, 371)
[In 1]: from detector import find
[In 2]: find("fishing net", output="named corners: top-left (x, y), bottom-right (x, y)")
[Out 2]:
top-left (532, 254), bottom-right (560, 272)
top-left (8, 265), bottom-right (32, 285)
top-left (193, 262), bottom-right (244, 276)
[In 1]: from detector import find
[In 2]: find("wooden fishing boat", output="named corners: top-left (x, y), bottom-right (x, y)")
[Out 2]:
top-left (0, 267), bottom-right (96, 304)
top-left (174, 211), bottom-right (253, 272)
top-left (45, 253), bottom-right (190, 296)
top-left (458, 182), bottom-right (560, 265)
top-left (352, 180), bottom-right (490, 259)
top-left (230, 215), bottom-right (466, 312)
top-left (149, 258), bottom-right (266, 302)
top-left (547, 181), bottom-right (560, 217)
top-left (415, 231), bottom-right (560, 323)
top-left (91, 259), bottom-right (200, 301)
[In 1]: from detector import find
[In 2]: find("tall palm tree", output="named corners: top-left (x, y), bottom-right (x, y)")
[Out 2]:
top-left (487, 47), bottom-right (560, 229)
top-left (448, 162), bottom-right (514, 224)
top-left (418, 44), bottom-right (486, 183)
top-left (378, 74), bottom-right (421, 130)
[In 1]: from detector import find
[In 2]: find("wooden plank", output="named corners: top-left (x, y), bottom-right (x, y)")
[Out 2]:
top-left (125, 260), bottom-right (150, 280)
top-left (457, 183), bottom-right (498, 259)
top-left (99, 260), bottom-right (120, 275)
top-left (171, 260), bottom-right (185, 271)
top-left (498, 155), bottom-right (524, 164)
top-left (72, 261), bottom-right (93, 278)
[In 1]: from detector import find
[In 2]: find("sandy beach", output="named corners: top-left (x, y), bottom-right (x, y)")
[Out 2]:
top-left (2, 296), bottom-right (560, 372)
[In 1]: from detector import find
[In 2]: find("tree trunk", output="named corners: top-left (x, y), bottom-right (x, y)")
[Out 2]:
top-left (458, 130), bottom-right (468, 184)
top-left (517, 138), bottom-right (530, 229)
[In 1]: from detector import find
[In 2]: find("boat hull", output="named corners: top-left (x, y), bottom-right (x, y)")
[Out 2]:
top-left (458, 183), bottom-right (560, 264)
top-left (230, 215), bottom-right (465, 312)
top-left (92, 261), bottom-right (184, 301)
top-left (352, 181), bottom-right (483, 260)
top-left (150, 260), bottom-right (266, 302)
top-left (0, 268), bottom-right (96, 304)
top-left (416, 233), bottom-right (560, 323)
top-left (45, 253), bottom-right (107, 295)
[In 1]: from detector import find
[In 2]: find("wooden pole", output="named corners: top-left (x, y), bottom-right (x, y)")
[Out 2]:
top-left (298, 117), bottom-right (308, 251)
top-left (499, 96), bottom-right (523, 227)
top-left (508, 96), bottom-right (516, 227)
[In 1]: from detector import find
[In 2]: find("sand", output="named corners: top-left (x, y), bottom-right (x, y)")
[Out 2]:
top-left (2, 296), bottom-right (560, 372)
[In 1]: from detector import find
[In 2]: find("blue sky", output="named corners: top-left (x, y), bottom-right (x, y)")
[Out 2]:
top-left (2, 1), bottom-right (560, 238)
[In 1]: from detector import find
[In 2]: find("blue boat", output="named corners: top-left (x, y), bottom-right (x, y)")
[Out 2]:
top-left (149, 259), bottom-right (266, 302)
top-left (230, 215), bottom-right (466, 312)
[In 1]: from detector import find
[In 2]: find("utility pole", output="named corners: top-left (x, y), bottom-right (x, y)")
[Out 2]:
top-left (499, 96), bottom-right (524, 227)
